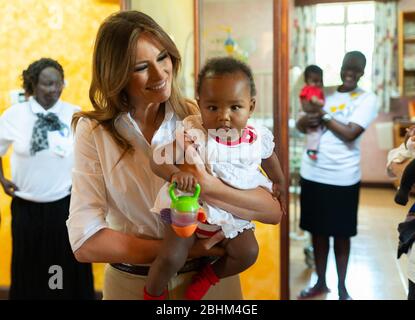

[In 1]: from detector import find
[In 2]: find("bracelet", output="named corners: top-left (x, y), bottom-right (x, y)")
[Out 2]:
top-left (322, 113), bottom-right (333, 123)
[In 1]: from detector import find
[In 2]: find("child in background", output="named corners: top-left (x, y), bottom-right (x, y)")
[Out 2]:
top-left (145, 57), bottom-right (285, 300)
top-left (393, 125), bottom-right (415, 205)
top-left (299, 65), bottom-right (325, 160)
top-left (387, 125), bottom-right (415, 300)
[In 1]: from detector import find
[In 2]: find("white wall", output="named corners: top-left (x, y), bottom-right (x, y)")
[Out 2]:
top-left (399, 0), bottom-right (415, 12)
top-left (130, 0), bottom-right (195, 98)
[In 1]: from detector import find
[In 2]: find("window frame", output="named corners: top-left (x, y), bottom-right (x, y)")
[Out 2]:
top-left (315, 1), bottom-right (375, 88)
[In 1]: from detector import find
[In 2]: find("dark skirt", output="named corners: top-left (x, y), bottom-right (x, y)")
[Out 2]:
top-left (299, 177), bottom-right (360, 237)
top-left (9, 195), bottom-right (95, 300)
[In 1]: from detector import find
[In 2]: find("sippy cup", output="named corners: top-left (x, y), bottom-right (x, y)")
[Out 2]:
top-left (168, 183), bottom-right (206, 237)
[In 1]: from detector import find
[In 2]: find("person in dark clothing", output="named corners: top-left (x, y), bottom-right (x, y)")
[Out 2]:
top-left (397, 210), bottom-right (415, 300)
top-left (394, 125), bottom-right (415, 206)
top-left (388, 142), bottom-right (415, 300)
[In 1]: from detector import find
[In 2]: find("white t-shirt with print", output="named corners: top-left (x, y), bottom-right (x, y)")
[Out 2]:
top-left (300, 87), bottom-right (379, 186)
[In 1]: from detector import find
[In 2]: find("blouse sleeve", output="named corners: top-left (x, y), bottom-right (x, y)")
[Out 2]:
top-left (0, 108), bottom-right (16, 156)
top-left (66, 118), bottom-right (109, 252)
top-left (259, 126), bottom-right (275, 159)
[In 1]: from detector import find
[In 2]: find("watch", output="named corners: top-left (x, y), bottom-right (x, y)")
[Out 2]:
top-left (322, 113), bottom-right (333, 123)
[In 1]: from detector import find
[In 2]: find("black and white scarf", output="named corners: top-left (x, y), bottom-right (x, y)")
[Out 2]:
top-left (29, 113), bottom-right (68, 155)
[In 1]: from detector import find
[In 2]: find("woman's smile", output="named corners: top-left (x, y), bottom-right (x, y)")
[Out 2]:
top-left (147, 80), bottom-right (167, 91)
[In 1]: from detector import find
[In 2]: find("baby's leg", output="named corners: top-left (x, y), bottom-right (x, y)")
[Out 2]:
top-left (201, 230), bottom-right (225, 250)
top-left (146, 225), bottom-right (195, 297)
top-left (184, 229), bottom-right (258, 300)
top-left (212, 228), bottom-right (259, 278)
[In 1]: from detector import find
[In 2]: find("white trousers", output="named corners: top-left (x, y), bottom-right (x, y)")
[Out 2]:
top-left (102, 264), bottom-right (243, 300)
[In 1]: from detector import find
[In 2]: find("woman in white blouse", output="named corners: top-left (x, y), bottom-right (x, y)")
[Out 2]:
top-left (0, 58), bottom-right (94, 299)
top-left (67, 11), bottom-right (281, 300)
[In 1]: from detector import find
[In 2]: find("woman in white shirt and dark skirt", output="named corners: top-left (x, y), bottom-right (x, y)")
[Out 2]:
top-left (0, 58), bottom-right (95, 299)
top-left (296, 51), bottom-right (378, 300)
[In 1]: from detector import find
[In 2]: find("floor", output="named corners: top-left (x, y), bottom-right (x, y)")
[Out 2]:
top-left (289, 187), bottom-right (409, 300)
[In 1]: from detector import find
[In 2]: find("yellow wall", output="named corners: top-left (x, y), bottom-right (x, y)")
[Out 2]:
top-left (240, 224), bottom-right (280, 299)
top-left (0, 0), bottom-right (120, 289)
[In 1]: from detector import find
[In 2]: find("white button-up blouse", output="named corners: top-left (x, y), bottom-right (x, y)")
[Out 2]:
top-left (0, 97), bottom-right (79, 202)
top-left (67, 103), bottom-right (178, 252)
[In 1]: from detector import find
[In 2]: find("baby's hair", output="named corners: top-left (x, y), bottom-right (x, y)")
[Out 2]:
top-left (304, 65), bottom-right (323, 83)
top-left (197, 56), bottom-right (256, 97)
top-left (22, 58), bottom-right (64, 96)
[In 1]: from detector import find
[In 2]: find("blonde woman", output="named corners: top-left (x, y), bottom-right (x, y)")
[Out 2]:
top-left (67, 11), bottom-right (281, 300)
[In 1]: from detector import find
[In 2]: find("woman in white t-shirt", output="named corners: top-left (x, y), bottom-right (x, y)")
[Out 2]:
top-left (296, 51), bottom-right (378, 300)
top-left (0, 58), bottom-right (94, 299)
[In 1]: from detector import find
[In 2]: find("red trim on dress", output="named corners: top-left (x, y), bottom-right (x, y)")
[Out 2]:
top-left (214, 126), bottom-right (257, 146)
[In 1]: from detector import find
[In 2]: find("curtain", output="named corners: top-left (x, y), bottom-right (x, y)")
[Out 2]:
top-left (291, 5), bottom-right (316, 70)
top-left (372, 1), bottom-right (398, 113)
top-left (290, 4), bottom-right (316, 127)
top-left (290, 5), bottom-right (317, 216)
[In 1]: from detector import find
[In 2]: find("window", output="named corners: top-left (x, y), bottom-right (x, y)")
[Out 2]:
top-left (315, 2), bottom-right (375, 90)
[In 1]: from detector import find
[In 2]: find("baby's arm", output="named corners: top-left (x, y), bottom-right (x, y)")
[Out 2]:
top-left (310, 96), bottom-right (325, 108)
top-left (150, 141), bottom-right (197, 192)
top-left (301, 99), bottom-right (324, 114)
top-left (405, 125), bottom-right (415, 153)
top-left (261, 152), bottom-right (286, 213)
top-left (201, 230), bottom-right (225, 250)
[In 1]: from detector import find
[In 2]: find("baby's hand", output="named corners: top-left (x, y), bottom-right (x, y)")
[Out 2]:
top-left (272, 183), bottom-right (287, 215)
top-left (171, 172), bottom-right (198, 192)
top-left (310, 95), bottom-right (324, 107)
top-left (404, 125), bottom-right (415, 150)
top-left (406, 125), bottom-right (415, 139)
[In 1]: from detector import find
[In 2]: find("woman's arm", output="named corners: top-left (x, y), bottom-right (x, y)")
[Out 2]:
top-left (202, 176), bottom-right (282, 224)
top-left (323, 113), bottom-right (364, 142)
top-left (76, 228), bottom-right (224, 263)
top-left (184, 162), bottom-right (281, 224)
top-left (297, 110), bottom-right (364, 142)
top-left (74, 228), bottom-right (161, 263)
top-left (69, 119), bottom-right (161, 264)
top-left (180, 141), bottom-right (282, 225)
top-left (261, 153), bottom-right (286, 212)
top-left (70, 119), bottom-right (223, 263)
top-left (261, 153), bottom-right (285, 188)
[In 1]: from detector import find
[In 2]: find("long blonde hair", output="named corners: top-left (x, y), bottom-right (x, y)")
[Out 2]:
top-left (73, 10), bottom-right (198, 155)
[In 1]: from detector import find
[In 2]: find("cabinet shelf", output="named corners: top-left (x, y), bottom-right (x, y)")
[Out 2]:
top-left (405, 37), bottom-right (415, 43)
top-left (399, 11), bottom-right (415, 96)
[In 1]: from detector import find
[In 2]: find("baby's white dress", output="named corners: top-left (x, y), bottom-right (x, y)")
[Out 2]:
top-left (152, 115), bottom-right (275, 239)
